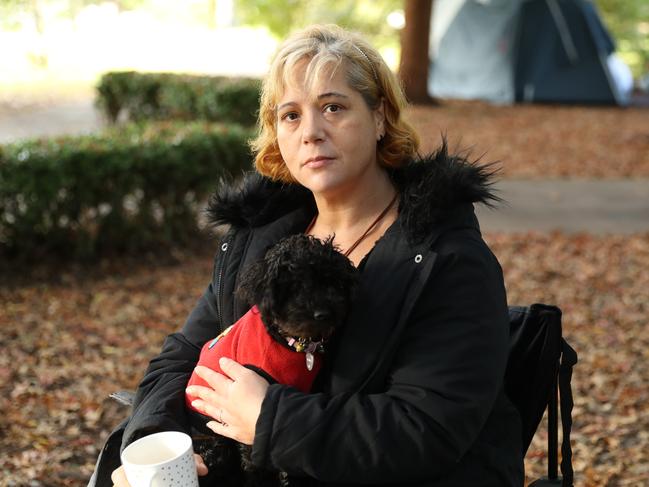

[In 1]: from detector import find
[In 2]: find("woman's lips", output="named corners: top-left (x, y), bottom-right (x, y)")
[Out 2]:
top-left (303, 156), bottom-right (334, 169)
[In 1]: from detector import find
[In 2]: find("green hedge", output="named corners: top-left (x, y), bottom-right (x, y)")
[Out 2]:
top-left (0, 122), bottom-right (254, 260)
top-left (96, 71), bottom-right (261, 126)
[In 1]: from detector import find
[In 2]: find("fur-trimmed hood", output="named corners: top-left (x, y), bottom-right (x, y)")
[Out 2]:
top-left (206, 142), bottom-right (501, 243)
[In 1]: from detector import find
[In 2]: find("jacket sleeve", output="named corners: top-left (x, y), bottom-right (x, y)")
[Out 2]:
top-left (250, 232), bottom-right (511, 483)
top-left (120, 227), bottom-right (251, 450)
top-left (121, 281), bottom-right (222, 450)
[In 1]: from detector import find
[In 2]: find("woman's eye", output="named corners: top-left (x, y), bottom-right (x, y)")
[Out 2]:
top-left (281, 112), bottom-right (299, 121)
top-left (324, 104), bottom-right (342, 113)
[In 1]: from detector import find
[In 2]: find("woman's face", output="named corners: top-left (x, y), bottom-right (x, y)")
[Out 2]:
top-left (275, 62), bottom-right (385, 197)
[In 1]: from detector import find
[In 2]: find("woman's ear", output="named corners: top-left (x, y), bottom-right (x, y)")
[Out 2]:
top-left (374, 97), bottom-right (386, 141)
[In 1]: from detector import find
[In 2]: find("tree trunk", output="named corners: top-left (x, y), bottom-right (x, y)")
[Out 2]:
top-left (30, 0), bottom-right (44, 35)
top-left (399, 0), bottom-right (437, 105)
top-left (207, 0), bottom-right (216, 29)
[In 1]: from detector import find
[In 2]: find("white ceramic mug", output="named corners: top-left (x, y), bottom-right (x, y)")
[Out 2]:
top-left (120, 431), bottom-right (199, 487)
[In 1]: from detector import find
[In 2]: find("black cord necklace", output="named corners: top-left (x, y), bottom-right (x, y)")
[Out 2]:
top-left (305, 192), bottom-right (398, 257)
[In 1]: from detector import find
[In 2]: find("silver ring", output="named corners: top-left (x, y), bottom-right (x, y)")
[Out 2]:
top-left (218, 408), bottom-right (223, 424)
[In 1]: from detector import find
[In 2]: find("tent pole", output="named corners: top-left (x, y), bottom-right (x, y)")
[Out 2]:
top-left (546, 0), bottom-right (579, 64)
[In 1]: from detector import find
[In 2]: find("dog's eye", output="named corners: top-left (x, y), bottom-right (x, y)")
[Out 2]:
top-left (313, 310), bottom-right (332, 321)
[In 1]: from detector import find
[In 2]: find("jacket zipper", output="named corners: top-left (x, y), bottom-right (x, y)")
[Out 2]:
top-left (214, 234), bottom-right (232, 331)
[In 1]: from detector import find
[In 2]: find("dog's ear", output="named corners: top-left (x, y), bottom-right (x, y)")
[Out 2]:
top-left (236, 260), bottom-right (270, 306)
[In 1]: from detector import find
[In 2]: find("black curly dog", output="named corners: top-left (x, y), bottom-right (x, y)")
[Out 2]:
top-left (190, 234), bottom-right (358, 487)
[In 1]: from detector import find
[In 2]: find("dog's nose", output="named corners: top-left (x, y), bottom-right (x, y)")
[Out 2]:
top-left (313, 310), bottom-right (332, 321)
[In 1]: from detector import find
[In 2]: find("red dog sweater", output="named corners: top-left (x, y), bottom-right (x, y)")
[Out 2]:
top-left (186, 306), bottom-right (323, 412)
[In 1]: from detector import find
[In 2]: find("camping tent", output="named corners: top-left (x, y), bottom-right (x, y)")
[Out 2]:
top-left (428, 0), bottom-right (629, 105)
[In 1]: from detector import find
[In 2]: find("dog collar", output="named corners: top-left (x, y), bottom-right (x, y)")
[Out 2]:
top-left (285, 337), bottom-right (325, 371)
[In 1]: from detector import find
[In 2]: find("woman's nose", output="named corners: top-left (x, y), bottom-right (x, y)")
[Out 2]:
top-left (301, 110), bottom-right (325, 144)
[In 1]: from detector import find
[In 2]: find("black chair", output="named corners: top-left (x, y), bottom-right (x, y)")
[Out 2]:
top-left (506, 304), bottom-right (578, 487)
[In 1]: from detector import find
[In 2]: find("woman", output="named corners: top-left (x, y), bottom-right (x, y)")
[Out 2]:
top-left (103, 24), bottom-right (523, 486)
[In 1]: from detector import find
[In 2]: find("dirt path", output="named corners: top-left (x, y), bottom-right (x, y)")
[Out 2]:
top-left (0, 97), bottom-right (104, 144)
top-left (477, 179), bottom-right (649, 234)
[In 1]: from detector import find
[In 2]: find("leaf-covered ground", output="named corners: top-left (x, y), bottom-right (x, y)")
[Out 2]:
top-left (406, 102), bottom-right (649, 178)
top-left (1, 233), bottom-right (647, 486)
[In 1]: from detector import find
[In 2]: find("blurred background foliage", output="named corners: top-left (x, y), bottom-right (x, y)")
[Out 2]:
top-left (233, 0), bottom-right (402, 49)
top-left (0, 0), bottom-right (646, 77)
top-left (596, 0), bottom-right (649, 77)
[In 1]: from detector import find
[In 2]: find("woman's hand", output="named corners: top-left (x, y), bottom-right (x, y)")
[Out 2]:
top-left (110, 454), bottom-right (208, 486)
top-left (186, 358), bottom-right (270, 445)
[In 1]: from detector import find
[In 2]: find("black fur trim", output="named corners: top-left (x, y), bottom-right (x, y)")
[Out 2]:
top-left (392, 139), bottom-right (502, 242)
top-left (204, 139), bottom-right (501, 240)
top-left (204, 173), bottom-right (314, 230)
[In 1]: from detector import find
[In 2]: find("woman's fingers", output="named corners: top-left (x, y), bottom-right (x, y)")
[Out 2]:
top-left (194, 453), bottom-right (209, 477)
top-left (206, 419), bottom-right (229, 436)
top-left (193, 365), bottom-right (232, 391)
top-left (189, 358), bottom-right (269, 445)
top-left (111, 466), bottom-right (130, 487)
top-left (219, 357), bottom-right (254, 381)
top-left (188, 363), bottom-right (235, 419)
top-left (189, 397), bottom-right (223, 421)
top-left (187, 384), bottom-right (223, 408)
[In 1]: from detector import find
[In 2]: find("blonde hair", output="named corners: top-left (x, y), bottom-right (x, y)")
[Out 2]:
top-left (250, 24), bottom-right (420, 183)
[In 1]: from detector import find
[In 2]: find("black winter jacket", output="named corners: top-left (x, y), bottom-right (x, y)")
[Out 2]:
top-left (89, 145), bottom-right (524, 487)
